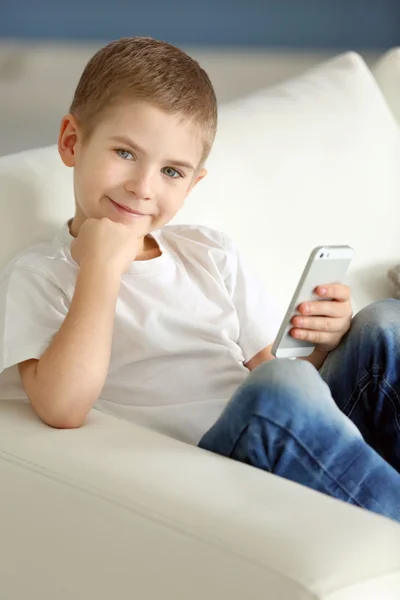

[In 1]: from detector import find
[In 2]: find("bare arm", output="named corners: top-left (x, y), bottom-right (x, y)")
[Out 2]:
top-left (244, 344), bottom-right (275, 371)
top-left (18, 263), bottom-right (120, 429)
top-left (299, 349), bottom-right (329, 370)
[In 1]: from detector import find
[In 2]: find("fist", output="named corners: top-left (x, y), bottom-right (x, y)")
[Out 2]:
top-left (71, 218), bottom-right (140, 274)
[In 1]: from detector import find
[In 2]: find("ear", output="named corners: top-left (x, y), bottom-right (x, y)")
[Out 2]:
top-left (186, 167), bottom-right (207, 197)
top-left (58, 114), bottom-right (82, 168)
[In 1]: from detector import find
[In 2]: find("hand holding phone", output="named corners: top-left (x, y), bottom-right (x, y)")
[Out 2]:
top-left (271, 246), bottom-right (354, 358)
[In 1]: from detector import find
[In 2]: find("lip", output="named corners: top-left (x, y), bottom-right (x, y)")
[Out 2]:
top-left (109, 198), bottom-right (148, 217)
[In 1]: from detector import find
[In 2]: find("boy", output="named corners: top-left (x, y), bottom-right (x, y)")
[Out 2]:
top-left (0, 38), bottom-right (399, 522)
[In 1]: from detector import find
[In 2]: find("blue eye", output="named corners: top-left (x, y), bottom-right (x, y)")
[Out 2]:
top-left (162, 167), bottom-right (182, 179)
top-left (116, 149), bottom-right (134, 160)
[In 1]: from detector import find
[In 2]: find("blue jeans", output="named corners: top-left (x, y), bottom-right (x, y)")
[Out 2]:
top-left (198, 299), bottom-right (400, 522)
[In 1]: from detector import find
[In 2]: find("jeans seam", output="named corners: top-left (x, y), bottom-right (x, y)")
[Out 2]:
top-left (344, 372), bottom-right (370, 419)
top-left (382, 376), bottom-right (400, 433)
top-left (344, 368), bottom-right (400, 433)
top-left (342, 369), bottom-right (371, 416)
top-left (228, 422), bottom-right (262, 460)
top-left (235, 413), bottom-right (365, 509)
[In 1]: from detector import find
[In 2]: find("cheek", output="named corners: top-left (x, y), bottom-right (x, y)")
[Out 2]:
top-left (75, 168), bottom-right (99, 205)
top-left (152, 185), bottom-right (186, 227)
top-left (77, 156), bottom-right (121, 198)
top-left (161, 185), bottom-right (187, 213)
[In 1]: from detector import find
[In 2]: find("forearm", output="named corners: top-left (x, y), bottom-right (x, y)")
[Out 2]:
top-left (299, 348), bottom-right (329, 370)
top-left (28, 263), bottom-right (120, 427)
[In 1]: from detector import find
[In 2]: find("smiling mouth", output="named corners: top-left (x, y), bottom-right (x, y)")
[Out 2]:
top-left (108, 197), bottom-right (148, 217)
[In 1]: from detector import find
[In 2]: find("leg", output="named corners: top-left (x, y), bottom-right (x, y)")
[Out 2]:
top-left (198, 359), bottom-right (400, 522)
top-left (320, 299), bottom-right (400, 471)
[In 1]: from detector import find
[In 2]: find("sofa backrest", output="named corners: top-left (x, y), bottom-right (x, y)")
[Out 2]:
top-left (373, 47), bottom-right (400, 129)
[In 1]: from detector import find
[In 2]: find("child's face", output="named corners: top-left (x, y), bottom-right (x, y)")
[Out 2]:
top-left (59, 100), bottom-right (206, 243)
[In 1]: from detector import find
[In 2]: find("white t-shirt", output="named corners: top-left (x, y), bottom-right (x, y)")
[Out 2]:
top-left (0, 222), bottom-right (280, 445)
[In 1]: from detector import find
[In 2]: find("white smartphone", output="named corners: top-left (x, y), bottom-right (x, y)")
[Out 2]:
top-left (271, 245), bottom-right (354, 359)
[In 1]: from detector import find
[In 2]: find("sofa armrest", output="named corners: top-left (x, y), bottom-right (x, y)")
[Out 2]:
top-left (1, 399), bottom-right (399, 600)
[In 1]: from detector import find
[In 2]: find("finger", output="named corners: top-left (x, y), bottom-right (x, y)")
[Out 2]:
top-left (291, 315), bottom-right (347, 333)
top-left (314, 284), bottom-right (351, 302)
top-left (298, 300), bottom-right (350, 318)
top-left (290, 328), bottom-right (339, 345)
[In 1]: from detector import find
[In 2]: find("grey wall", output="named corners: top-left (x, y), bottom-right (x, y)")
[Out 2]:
top-left (1, 0), bottom-right (399, 49)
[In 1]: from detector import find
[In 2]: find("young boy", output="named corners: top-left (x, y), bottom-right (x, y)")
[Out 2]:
top-left (0, 38), bottom-right (399, 522)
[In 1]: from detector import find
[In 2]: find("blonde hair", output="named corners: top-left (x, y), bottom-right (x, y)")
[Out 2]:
top-left (69, 37), bottom-right (218, 163)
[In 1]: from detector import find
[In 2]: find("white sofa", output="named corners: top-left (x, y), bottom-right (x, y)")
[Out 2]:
top-left (374, 47), bottom-right (400, 128)
top-left (1, 51), bottom-right (400, 599)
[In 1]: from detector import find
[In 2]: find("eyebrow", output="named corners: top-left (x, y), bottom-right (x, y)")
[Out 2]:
top-left (110, 135), bottom-right (196, 171)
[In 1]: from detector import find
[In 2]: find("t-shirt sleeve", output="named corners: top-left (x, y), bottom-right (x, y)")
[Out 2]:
top-left (223, 235), bottom-right (283, 363)
top-left (0, 265), bottom-right (69, 373)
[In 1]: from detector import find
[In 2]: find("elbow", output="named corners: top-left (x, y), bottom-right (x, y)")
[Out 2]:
top-left (26, 383), bottom-right (95, 430)
top-left (30, 397), bottom-right (87, 430)
top-left (45, 416), bottom-right (85, 429)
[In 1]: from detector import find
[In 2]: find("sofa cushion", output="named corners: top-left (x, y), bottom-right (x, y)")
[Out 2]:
top-left (1, 52), bottom-right (399, 312)
top-left (373, 48), bottom-right (400, 128)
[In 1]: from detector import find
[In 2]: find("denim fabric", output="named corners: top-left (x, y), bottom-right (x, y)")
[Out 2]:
top-left (198, 299), bottom-right (400, 522)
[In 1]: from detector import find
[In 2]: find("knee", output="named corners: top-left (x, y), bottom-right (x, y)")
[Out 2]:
top-left (243, 359), bottom-right (329, 418)
top-left (350, 299), bottom-right (400, 341)
top-left (248, 357), bottom-right (316, 386)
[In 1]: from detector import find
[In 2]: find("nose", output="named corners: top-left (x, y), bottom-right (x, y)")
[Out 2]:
top-left (124, 167), bottom-right (153, 200)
